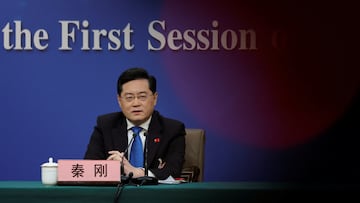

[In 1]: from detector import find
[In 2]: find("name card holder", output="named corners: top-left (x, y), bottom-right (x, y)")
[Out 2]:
top-left (57, 159), bottom-right (121, 185)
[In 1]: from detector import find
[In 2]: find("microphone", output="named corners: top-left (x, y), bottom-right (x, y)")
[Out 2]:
top-left (144, 131), bottom-right (150, 176)
top-left (131, 131), bottom-right (158, 185)
top-left (121, 133), bottom-right (136, 181)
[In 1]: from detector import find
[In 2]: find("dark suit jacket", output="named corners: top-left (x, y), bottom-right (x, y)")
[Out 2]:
top-left (84, 110), bottom-right (186, 180)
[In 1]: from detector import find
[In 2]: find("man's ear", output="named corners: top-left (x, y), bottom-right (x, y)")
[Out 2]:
top-left (153, 92), bottom-right (158, 106)
top-left (117, 95), bottom-right (122, 108)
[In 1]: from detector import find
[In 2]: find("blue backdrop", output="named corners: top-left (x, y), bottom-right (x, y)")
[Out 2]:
top-left (1, 0), bottom-right (359, 183)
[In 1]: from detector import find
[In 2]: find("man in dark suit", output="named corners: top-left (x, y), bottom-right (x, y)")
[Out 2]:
top-left (84, 67), bottom-right (186, 180)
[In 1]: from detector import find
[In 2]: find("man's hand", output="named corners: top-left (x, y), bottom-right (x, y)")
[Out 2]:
top-left (107, 150), bottom-right (124, 161)
top-left (107, 150), bottom-right (145, 178)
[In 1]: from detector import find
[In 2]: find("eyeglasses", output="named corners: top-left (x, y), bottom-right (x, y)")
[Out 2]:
top-left (121, 93), bottom-right (153, 102)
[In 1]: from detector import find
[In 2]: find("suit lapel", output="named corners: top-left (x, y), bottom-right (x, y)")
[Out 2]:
top-left (111, 118), bottom-right (129, 156)
top-left (146, 112), bottom-right (163, 166)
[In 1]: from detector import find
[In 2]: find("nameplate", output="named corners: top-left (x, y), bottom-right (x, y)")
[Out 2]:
top-left (57, 160), bottom-right (121, 185)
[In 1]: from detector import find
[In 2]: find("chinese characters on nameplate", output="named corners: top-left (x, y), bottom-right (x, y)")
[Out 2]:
top-left (57, 160), bottom-right (121, 185)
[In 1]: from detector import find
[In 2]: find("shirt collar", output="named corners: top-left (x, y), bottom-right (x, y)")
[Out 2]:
top-left (126, 116), bottom-right (152, 132)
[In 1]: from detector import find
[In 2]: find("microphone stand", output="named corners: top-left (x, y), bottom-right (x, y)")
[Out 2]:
top-left (114, 133), bottom-right (136, 203)
top-left (121, 133), bottom-right (136, 183)
top-left (132, 132), bottom-right (158, 186)
top-left (114, 172), bottom-right (133, 203)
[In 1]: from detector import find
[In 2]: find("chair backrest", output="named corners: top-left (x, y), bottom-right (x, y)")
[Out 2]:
top-left (182, 128), bottom-right (206, 182)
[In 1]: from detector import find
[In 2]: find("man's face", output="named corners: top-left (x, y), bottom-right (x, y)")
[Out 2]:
top-left (117, 79), bottom-right (158, 125)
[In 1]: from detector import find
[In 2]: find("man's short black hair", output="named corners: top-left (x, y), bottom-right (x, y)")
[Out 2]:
top-left (117, 67), bottom-right (157, 95)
